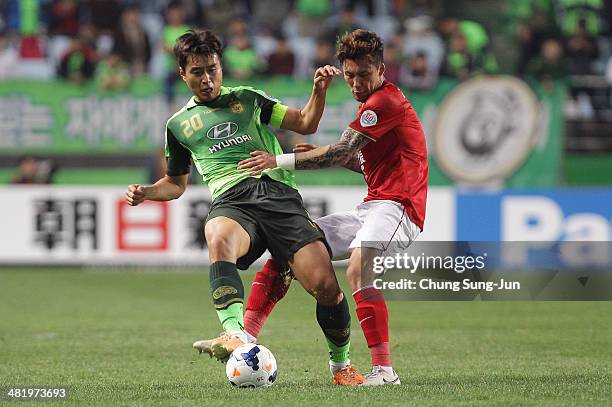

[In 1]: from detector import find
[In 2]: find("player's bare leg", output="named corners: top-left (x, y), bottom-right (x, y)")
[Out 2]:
top-left (289, 241), bottom-right (364, 386)
top-left (193, 216), bottom-right (251, 361)
top-left (347, 247), bottom-right (400, 385)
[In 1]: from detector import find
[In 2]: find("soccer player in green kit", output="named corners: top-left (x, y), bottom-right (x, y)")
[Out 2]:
top-left (125, 30), bottom-right (364, 385)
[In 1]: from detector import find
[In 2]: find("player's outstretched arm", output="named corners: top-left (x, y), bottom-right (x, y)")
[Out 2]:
top-left (125, 174), bottom-right (188, 206)
top-left (293, 128), bottom-right (369, 170)
top-left (237, 128), bottom-right (369, 173)
top-left (279, 65), bottom-right (340, 135)
top-left (294, 142), bottom-right (362, 174)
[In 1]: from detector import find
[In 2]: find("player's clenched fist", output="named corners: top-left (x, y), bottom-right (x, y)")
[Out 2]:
top-left (125, 184), bottom-right (147, 206)
top-left (313, 65), bottom-right (341, 91)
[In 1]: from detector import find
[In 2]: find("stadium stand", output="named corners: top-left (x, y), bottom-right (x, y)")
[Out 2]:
top-left (1, 0), bottom-right (611, 185)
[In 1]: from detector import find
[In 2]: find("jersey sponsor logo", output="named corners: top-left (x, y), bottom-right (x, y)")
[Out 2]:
top-left (208, 134), bottom-right (253, 154)
top-left (212, 285), bottom-right (238, 300)
top-left (206, 122), bottom-right (239, 140)
top-left (432, 76), bottom-right (540, 184)
top-left (360, 110), bottom-right (377, 127)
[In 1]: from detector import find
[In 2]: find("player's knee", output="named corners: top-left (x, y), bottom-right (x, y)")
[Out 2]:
top-left (206, 233), bottom-right (235, 259)
top-left (311, 272), bottom-right (342, 305)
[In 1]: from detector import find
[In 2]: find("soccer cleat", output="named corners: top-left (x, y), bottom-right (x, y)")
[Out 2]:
top-left (193, 333), bottom-right (245, 362)
top-left (361, 365), bottom-right (401, 386)
top-left (332, 365), bottom-right (365, 386)
top-left (193, 338), bottom-right (215, 356)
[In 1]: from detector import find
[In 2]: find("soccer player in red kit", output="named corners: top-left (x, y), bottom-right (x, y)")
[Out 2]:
top-left (195, 29), bottom-right (428, 385)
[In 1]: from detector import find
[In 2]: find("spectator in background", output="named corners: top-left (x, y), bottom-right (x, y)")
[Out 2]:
top-left (57, 26), bottom-right (98, 83)
top-left (199, 0), bottom-right (235, 38)
top-left (266, 33), bottom-right (295, 77)
top-left (402, 16), bottom-right (444, 78)
top-left (526, 38), bottom-right (569, 87)
top-left (311, 37), bottom-right (336, 71)
top-left (566, 19), bottom-right (599, 75)
top-left (11, 156), bottom-right (39, 184)
top-left (556, 0), bottom-right (603, 37)
top-left (440, 32), bottom-right (474, 81)
top-left (226, 16), bottom-right (250, 40)
top-left (252, 0), bottom-right (291, 33)
top-left (95, 52), bottom-right (130, 91)
top-left (0, 30), bottom-right (18, 78)
top-left (515, 4), bottom-right (561, 76)
top-left (401, 51), bottom-right (437, 90)
top-left (48, 0), bottom-right (81, 37)
top-left (224, 33), bottom-right (260, 80)
top-left (294, 0), bottom-right (331, 37)
top-left (323, 4), bottom-right (366, 43)
top-left (112, 5), bottom-right (152, 76)
top-left (348, 0), bottom-right (376, 17)
top-left (11, 156), bottom-right (56, 184)
top-left (382, 32), bottom-right (403, 84)
top-left (392, 0), bottom-right (442, 21)
top-left (6, 0), bottom-right (44, 59)
top-left (84, 0), bottom-right (122, 34)
top-left (174, 0), bottom-right (205, 27)
top-left (162, 1), bottom-right (190, 104)
top-left (438, 17), bottom-right (498, 75)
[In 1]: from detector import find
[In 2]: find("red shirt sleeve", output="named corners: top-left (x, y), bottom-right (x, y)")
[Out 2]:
top-left (348, 90), bottom-right (405, 141)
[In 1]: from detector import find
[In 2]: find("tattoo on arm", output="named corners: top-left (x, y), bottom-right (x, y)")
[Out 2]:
top-left (295, 128), bottom-right (370, 170)
top-left (343, 153), bottom-right (363, 173)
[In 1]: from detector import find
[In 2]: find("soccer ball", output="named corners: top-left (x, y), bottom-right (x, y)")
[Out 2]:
top-left (225, 343), bottom-right (277, 388)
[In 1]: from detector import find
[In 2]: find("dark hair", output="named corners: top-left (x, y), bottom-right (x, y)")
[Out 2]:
top-left (174, 29), bottom-right (223, 69)
top-left (336, 29), bottom-right (384, 66)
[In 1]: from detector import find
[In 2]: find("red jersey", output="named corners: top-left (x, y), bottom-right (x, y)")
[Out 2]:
top-left (348, 81), bottom-right (428, 230)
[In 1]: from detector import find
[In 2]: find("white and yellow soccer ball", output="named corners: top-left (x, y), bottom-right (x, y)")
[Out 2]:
top-left (226, 343), bottom-right (277, 388)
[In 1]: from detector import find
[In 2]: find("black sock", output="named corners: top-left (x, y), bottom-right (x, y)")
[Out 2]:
top-left (316, 295), bottom-right (351, 362)
top-left (209, 261), bottom-right (244, 310)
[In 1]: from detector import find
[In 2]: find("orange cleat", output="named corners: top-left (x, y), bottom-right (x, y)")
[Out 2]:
top-left (332, 365), bottom-right (366, 386)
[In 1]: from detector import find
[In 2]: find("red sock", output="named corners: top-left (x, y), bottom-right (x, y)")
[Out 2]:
top-left (244, 259), bottom-right (290, 338)
top-left (353, 287), bottom-right (391, 367)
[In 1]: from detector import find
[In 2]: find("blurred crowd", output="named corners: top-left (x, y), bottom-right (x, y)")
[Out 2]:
top-left (2, 0), bottom-right (612, 183)
top-left (0, 0), bottom-right (611, 99)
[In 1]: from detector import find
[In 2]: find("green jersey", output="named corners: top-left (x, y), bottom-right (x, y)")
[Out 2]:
top-left (165, 85), bottom-right (295, 200)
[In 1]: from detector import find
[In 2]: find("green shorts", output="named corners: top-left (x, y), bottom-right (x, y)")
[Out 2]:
top-left (206, 176), bottom-right (329, 270)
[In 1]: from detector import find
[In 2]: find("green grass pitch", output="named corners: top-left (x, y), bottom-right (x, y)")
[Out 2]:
top-left (0, 268), bottom-right (610, 406)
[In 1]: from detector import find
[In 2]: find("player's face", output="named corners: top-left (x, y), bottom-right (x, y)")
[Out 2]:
top-left (180, 54), bottom-right (223, 102)
top-left (342, 58), bottom-right (385, 102)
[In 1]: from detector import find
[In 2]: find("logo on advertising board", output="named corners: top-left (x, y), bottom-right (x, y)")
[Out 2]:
top-left (432, 76), bottom-right (541, 185)
top-left (457, 190), bottom-right (612, 241)
top-left (457, 190), bottom-right (612, 268)
top-left (34, 198), bottom-right (98, 250)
